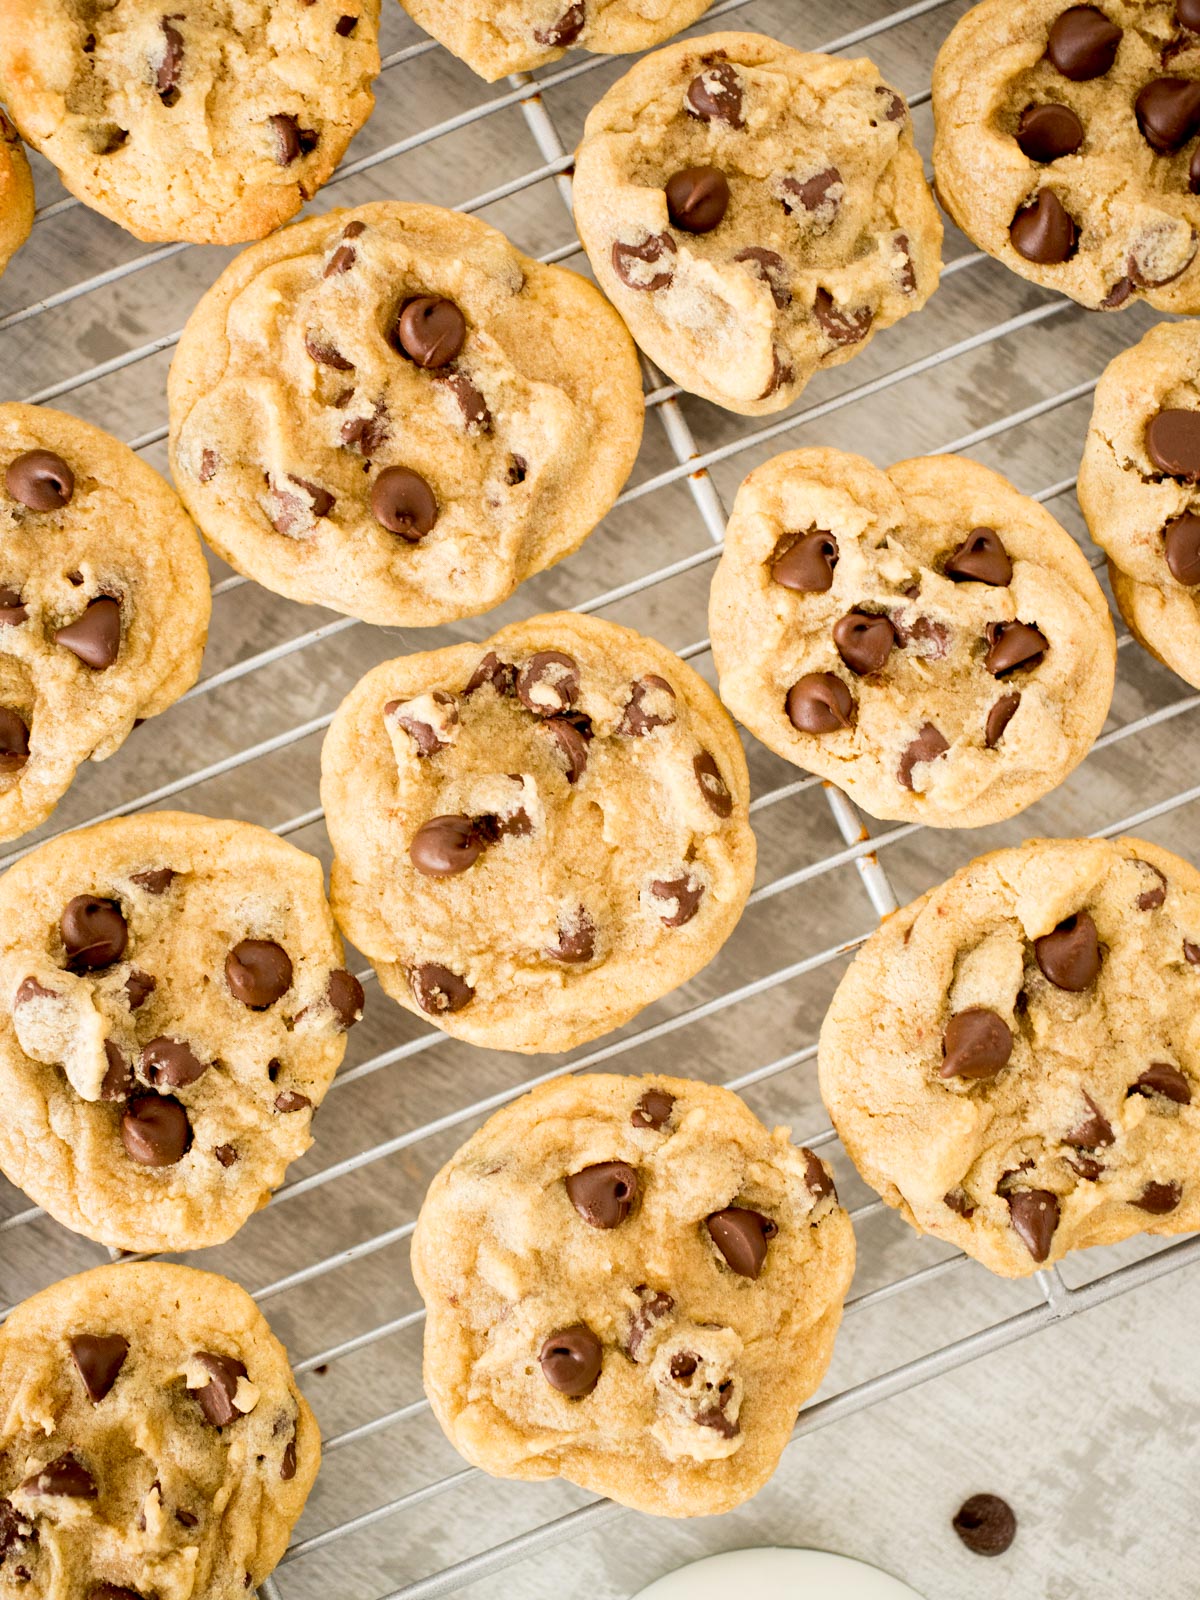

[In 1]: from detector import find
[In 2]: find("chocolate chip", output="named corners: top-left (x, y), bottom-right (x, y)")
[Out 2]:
top-left (650, 873), bottom-right (704, 927)
top-left (517, 650), bottom-right (578, 715)
top-left (618, 674), bottom-right (676, 735)
top-left (131, 867), bottom-right (175, 894)
top-left (693, 750), bottom-right (732, 817)
top-left (813, 287), bottom-right (873, 346)
top-left (0, 586), bottom-right (26, 626)
top-left (1046, 6), bottom-right (1121, 78)
top-left (898, 723), bottom-right (950, 790)
top-left (543, 716), bottom-right (590, 783)
top-left (786, 672), bottom-right (855, 733)
top-left (687, 61), bottom-right (744, 126)
top-left (1181, 0), bottom-right (1200, 29)
top-left (1187, 940), bottom-right (1200, 965)
top-left (1146, 411), bottom-right (1200, 480)
top-left (437, 373), bottom-right (491, 433)
top-left (985, 692), bottom-right (1022, 748)
top-left (335, 14), bottom-right (358, 34)
top-left (625, 1288), bottom-right (674, 1359)
top-left (772, 529), bottom-right (839, 591)
top-left (669, 1352), bottom-right (698, 1382)
top-left (122, 1094), bottom-right (191, 1165)
top-left (274, 1091), bottom-right (311, 1112)
top-left (327, 969), bottom-right (364, 1029)
top-left (941, 1008), bottom-right (1013, 1081)
top-left (565, 1161), bottom-right (637, 1228)
top-left (833, 610), bottom-right (895, 674)
top-left (410, 963), bottom-right (473, 1015)
top-left (1010, 189), bottom-right (1077, 263)
top-left (61, 895), bottom-right (127, 971)
top-left (464, 652), bottom-right (515, 697)
top-left (953, 1493), bottom-right (1017, 1556)
top-left (0, 1500), bottom-right (31, 1561)
top-left (1136, 76), bottom-right (1200, 152)
top-left (1064, 1092), bottom-right (1114, 1149)
top-left (410, 814), bottom-right (484, 877)
top-left (270, 112), bottom-right (317, 165)
top-left (281, 1432), bottom-right (298, 1479)
top-left (546, 906), bottom-right (595, 963)
top-left (70, 1333), bottom-right (128, 1402)
top-left (803, 1148), bottom-right (835, 1201)
top-left (54, 596), bottom-right (121, 670)
top-left (1006, 1188), bottom-right (1059, 1261)
top-left (89, 1586), bottom-right (142, 1600)
top-left (370, 466), bottom-right (438, 540)
top-left (340, 401), bottom-right (389, 457)
top-left (395, 297), bottom-right (466, 368)
top-left (1134, 1179), bottom-right (1182, 1213)
top-left (304, 332), bottom-right (353, 370)
top-left (157, 16), bottom-right (184, 102)
top-left (1016, 101), bottom-right (1085, 161)
top-left (732, 247), bottom-right (792, 308)
top-left (124, 969), bottom-right (155, 1010)
top-left (539, 1324), bottom-right (602, 1395)
top-left (1035, 910), bottom-right (1100, 989)
top-left (946, 527), bottom-right (1013, 585)
top-left (325, 240), bottom-right (358, 278)
top-left (877, 85), bottom-right (908, 121)
top-left (507, 454), bottom-right (528, 486)
top-left (533, 3), bottom-right (585, 46)
top-left (1099, 276), bottom-right (1135, 309)
top-left (6, 449), bottom-right (74, 511)
top-left (665, 166), bottom-right (729, 233)
top-left (985, 620), bottom-right (1048, 676)
top-left (612, 232), bottom-right (677, 291)
top-left (21, 1453), bottom-right (96, 1498)
top-left (1131, 1062), bottom-right (1191, 1103)
top-left (780, 166), bottom-right (842, 221)
top-left (0, 707), bottom-right (29, 774)
top-left (215, 1144), bottom-right (238, 1167)
top-left (191, 1352), bottom-right (249, 1427)
top-left (1164, 512), bottom-right (1200, 583)
top-left (141, 1036), bottom-right (208, 1090)
top-left (944, 1188), bottom-right (976, 1218)
top-left (632, 1088), bottom-right (674, 1130)
top-left (226, 939), bottom-right (292, 1008)
top-left (707, 1207), bottom-right (777, 1278)
top-left (1134, 862), bottom-right (1168, 910)
top-left (198, 448), bottom-right (219, 482)
top-left (100, 1040), bottom-right (134, 1101)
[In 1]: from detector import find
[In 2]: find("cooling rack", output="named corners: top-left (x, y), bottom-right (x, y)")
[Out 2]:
top-left (2, 1), bottom-right (1200, 1596)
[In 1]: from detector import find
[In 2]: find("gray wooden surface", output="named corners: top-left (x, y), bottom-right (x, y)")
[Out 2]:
top-left (2, 2), bottom-right (1199, 1597)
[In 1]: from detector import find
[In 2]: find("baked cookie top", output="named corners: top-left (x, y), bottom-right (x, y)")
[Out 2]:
top-left (0, 108), bottom-right (33, 278)
top-left (819, 836), bottom-right (1200, 1278)
top-left (572, 32), bottom-right (943, 416)
top-left (0, 0), bottom-right (380, 245)
top-left (933, 0), bottom-right (1200, 312)
top-left (398, 0), bottom-right (713, 81)
top-left (0, 1262), bottom-right (318, 1598)
top-left (321, 613), bottom-right (756, 1054)
top-left (0, 812), bottom-right (363, 1253)
top-left (709, 449), bottom-right (1115, 829)
top-left (1078, 317), bottom-right (1200, 688)
top-left (169, 203), bottom-right (644, 627)
top-left (0, 403), bottom-right (210, 843)
top-left (411, 1072), bottom-right (854, 1516)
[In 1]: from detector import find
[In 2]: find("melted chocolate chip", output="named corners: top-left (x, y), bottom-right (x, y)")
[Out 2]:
top-left (812, 287), bottom-right (873, 345)
top-left (0, 706), bottom-right (28, 773)
top-left (1136, 76), bottom-right (1200, 152)
top-left (546, 906), bottom-right (595, 963)
top-left (226, 939), bottom-right (292, 1008)
top-left (1006, 1188), bottom-right (1060, 1261)
top-left (539, 1325), bottom-right (602, 1395)
top-left (781, 166), bottom-right (842, 220)
top-left (370, 466), bottom-right (437, 540)
top-left (665, 166), bottom-right (730, 233)
top-left (985, 620), bottom-right (1048, 676)
top-left (953, 1493), bottom-right (1018, 1556)
top-left (632, 1088), bottom-right (674, 1130)
top-left (1164, 512), bottom-right (1200, 584)
top-left (392, 689), bottom-right (458, 756)
top-left (100, 1040), bottom-right (135, 1101)
top-left (281, 1432), bottom-right (298, 1479)
top-left (565, 1161), bottom-right (637, 1228)
top-left (214, 1144), bottom-right (239, 1167)
top-left (625, 1288), bottom-right (674, 1359)
top-left (833, 610), bottom-right (895, 674)
top-left (54, 596), bottom-right (121, 669)
top-left (410, 963), bottom-right (473, 1015)
top-left (191, 1352), bottom-right (249, 1427)
top-left (335, 14), bottom-right (358, 34)
top-left (650, 873), bottom-right (704, 927)
top-left (944, 1188), bottom-right (976, 1218)
top-left (410, 814), bottom-right (484, 877)
top-left (274, 1090), bottom-right (311, 1112)
top-left (21, 1454), bottom-right (96, 1498)
top-left (328, 969), bottom-right (364, 1029)
top-left (124, 969), bottom-right (155, 1011)
top-left (618, 674), bottom-right (676, 735)
top-left (1131, 1062), bottom-right (1191, 1103)
top-left (1135, 862), bottom-right (1168, 911)
top-left (771, 529), bottom-right (838, 590)
top-left (1034, 911), bottom-right (1101, 990)
top-left (61, 895), bottom-right (127, 971)
top-left (898, 723), bottom-right (950, 790)
top-left (517, 651), bottom-right (579, 715)
top-left (732, 247), bottom-right (792, 308)
top-left (1064, 1092), bottom-right (1114, 1149)
top-left (70, 1333), bottom-right (128, 1402)
top-left (1010, 190), bottom-right (1077, 263)
top-left (1134, 1179), bottom-right (1182, 1213)
top-left (686, 61), bottom-right (744, 127)
top-left (270, 112), bottom-right (317, 165)
top-left (1016, 101), bottom-right (1085, 161)
top-left (693, 750), bottom-right (732, 817)
top-left (786, 672), bottom-right (855, 733)
top-left (157, 16), bottom-right (184, 102)
top-left (946, 527), bottom-right (1013, 585)
top-left (707, 1207), bottom-right (777, 1278)
top-left (941, 1009), bottom-right (1013, 1081)
top-left (141, 1036), bottom-right (209, 1089)
top-left (1146, 410), bottom-right (1200, 479)
top-left (0, 586), bottom-right (27, 626)
top-left (1046, 6), bottom-right (1121, 78)
top-left (437, 373), bottom-right (491, 433)
top-left (464, 651), bottom-right (515, 697)
top-left (543, 716), bottom-right (590, 783)
top-left (121, 1094), bottom-right (191, 1166)
top-left (803, 1148), bottom-right (835, 1201)
top-left (611, 233), bottom-right (676, 291)
top-left (340, 399), bottom-right (390, 456)
top-left (985, 692), bottom-right (1022, 748)
top-left (304, 332), bottom-right (353, 370)
top-left (395, 297), bottom-right (466, 368)
top-left (6, 449), bottom-right (74, 510)
top-left (132, 867), bottom-right (176, 895)
top-left (533, 3), bottom-right (585, 46)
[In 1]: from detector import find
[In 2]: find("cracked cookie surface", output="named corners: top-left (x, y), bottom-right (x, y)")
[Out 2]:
top-left (412, 1072), bottom-right (854, 1516)
top-left (321, 613), bottom-right (755, 1054)
top-left (933, 0), bottom-right (1200, 311)
top-left (0, 109), bottom-right (32, 279)
top-left (0, 1261), bottom-right (318, 1599)
top-left (709, 449), bottom-right (1115, 829)
top-left (572, 32), bottom-right (942, 416)
top-left (0, 811), bottom-right (362, 1253)
top-left (819, 836), bottom-right (1200, 1277)
top-left (398, 0), bottom-right (713, 81)
top-left (169, 202), bottom-right (644, 626)
top-left (0, 403), bottom-right (210, 843)
top-left (0, 0), bottom-right (380, 244)
top-left (1079, 317), bottom-right (1200, 687)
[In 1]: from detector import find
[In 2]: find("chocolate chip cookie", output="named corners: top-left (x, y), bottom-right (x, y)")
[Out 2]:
top-left (572, 32), bottom-right (943, 416)
top-left (398, 0), bottom-right (713, 82)
top-left (0, 1261), bottom-right (318, 1597)
top-left (0, 0), bottom-right (380, 245)
top-left (0, 403), bottom-right (210, 843)
top-left (0, 811), bottom-right (363, 1253)
top-left (708, 449), bottom-right (1115, 829)
top-left (412, 1072), bottom-right (854, 1515)
top-left (169, 202), bottom-right (644, 626)
top-left (0, 109), bottom-right (33, 279)
top-left (321, 613), bottom-right (755, 1053)
top-left (933, 1), bottom-right (1200, 311)
top-left (1078, 318), bottom-right (1200, 688)
top-left (819, 836), bottom-right (1200, 1277)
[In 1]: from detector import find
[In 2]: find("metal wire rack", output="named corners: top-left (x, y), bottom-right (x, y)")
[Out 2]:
top-left (3, 1), bottom-right (1200, 1596)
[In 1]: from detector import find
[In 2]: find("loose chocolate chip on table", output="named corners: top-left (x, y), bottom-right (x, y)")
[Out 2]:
top-left (733, 247), bottom-right (792, 308)
top-left (632, 1088), bottom-right (674, 1130)
top-left (191, 1352), bottom-right (250, 1427)
top-left (1006, 1188), bottom-right (1060, 1261)
top-left (124, 969), bottom-right (155, 1010)
top-left (625, 1288), bottom-right (674, 1359)
top-left (1164, 512), bottom-right (1200, 584)
top-left (945, 527), bottom-right (1013, 585)
top-left (651, 873), bottom-right (704, 927)
top-left (953, 1492), bottom-right (1017, 1556)
top-left (101, 1040), bottom-right (135, 1101)
top-left (270, 112), bottom-right (317, 165)
top-left (54, 596), bottom-right (121, 670)
top-left (1146, 410), bottom-right (1200, 479)
top-left (142, 1036), bottom-right (209, 1089)
top-left (665, 166), bottom-right (730, 233)
top-left (122, 1095), bottom-right (191, 1165)
top-left (157, 16), bottom-right (184, 102)
top-left (0, 707), bottom-right (28, 773)
top-left (1010, 189), bottom-right (1077, 263)
top-left (693, 750), bottom-right (732, 817)
top-left (546, 906), bottom-right (595, 963)
top-left (1016, 101), bottom-right (1085, 162)
top-left (410, 814), bottom-right (484, 877)
top-left (1134, 1179), bottom-right (1182, 1213)
top-left (1035, 910), bottom-right (1101, 989)
top-left (1064, 1092), bottom-right (1114, 1149)
top-left (985, 692), bottom-right (1022, 748)
top-left (21, 1454), bottom-right (96, 1498)
top-left (226, 939), bottom-right (293, 1007)
top-left (437, 373), bottom-right (491, 433)
top-left (274, 1091), bottom-right (311, 1113)
top-left (5, 449), bottom-right (74, 511)
top-left (395, 296), bottom-right (466, 368)
top-left (566, 1161), bottom-right (638, 1228)
top-left (812, 287), bottom-right (873, 346)
top-left (409, 962), bottom-right (473, 1015)
top-left (70, 1333), bottom-right (128, 1402)
top-left (618, 674), bottom-right (676, 735)
top-left (772, 528), bottom-right (839, 591)
top-left (539, 1324), bottom-right (602, 1396)
top-left (542, 716), bottom-right (590, 783)
top-left (0, 587), bottom-right (26, 626)
top-left (611, 233), bottom-right (676, 291)
top-left (786, 672), bottom-right (855, 733)
top-left (517, 650), bottom-right (579, 715)
top-left (687, 61), bottom-right (744, 127)
top-left (780, 166), bottom-right (842, 219)
top-left (61, 894), bottom-right (127, 971)
top-left (533, 2), bottom-right (585, 46)
top-left (328, 968), bottom-right (364, 1028)
top-left (898, 723), bottom-right (950, 790)
top-left (1046, 5), bottom-right (1121, 79)
top-left (130, 867), bottom-right (175, 893)
top-left (833, 610), bottom-right (895, 674)
top-left (707, 1207), bottom-right (778, 1278)
top-left (941, 1008), bottom-right (1013, 1081)
top-left (370, 466), bottom-right (438, 539)
top-left (985, 620), bottom-right (1048, 676)
top-left (1136, 77), bottom-right (1200, 153)
top-left (1131, 1062), bottom-right (1192, 1103)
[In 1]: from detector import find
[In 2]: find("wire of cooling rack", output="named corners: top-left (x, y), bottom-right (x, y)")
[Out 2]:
top-left (4, 2), bottom-right (1200, 1597)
